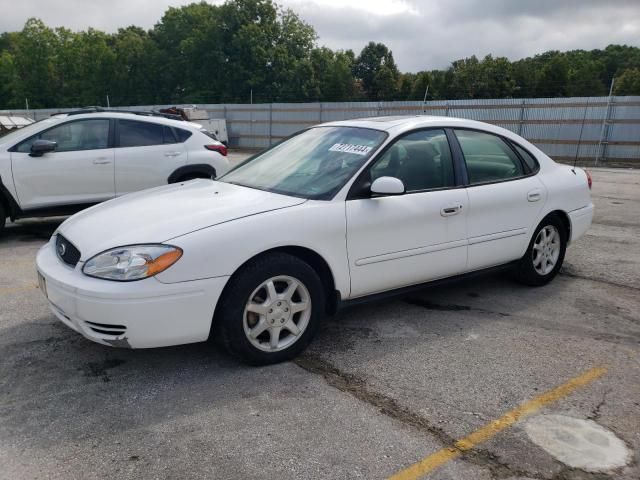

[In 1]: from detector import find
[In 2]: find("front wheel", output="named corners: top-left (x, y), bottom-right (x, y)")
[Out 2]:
top-left (515, 215), bottom-right (567, 286)
top-left (215, 253), bottom-right (325, 365)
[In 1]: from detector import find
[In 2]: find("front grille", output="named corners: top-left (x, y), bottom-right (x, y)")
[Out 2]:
top-left (56, 234), bottom-right (81, 267)
top-left (85, 321), bottom-right (127, 337)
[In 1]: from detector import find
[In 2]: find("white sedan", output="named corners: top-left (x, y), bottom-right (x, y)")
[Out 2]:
top-left (36, 116), bottom-right (594, 364)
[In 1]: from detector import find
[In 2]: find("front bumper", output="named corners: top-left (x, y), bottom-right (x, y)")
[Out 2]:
top-left (36, 238), bottom-right (229, 348)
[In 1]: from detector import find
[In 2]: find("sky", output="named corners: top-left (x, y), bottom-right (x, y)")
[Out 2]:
top-left (0, 0), bottom-right (639, 71)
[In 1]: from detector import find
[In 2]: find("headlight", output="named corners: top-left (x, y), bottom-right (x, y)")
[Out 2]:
top-left (82, 244), bottom-right (183, 281)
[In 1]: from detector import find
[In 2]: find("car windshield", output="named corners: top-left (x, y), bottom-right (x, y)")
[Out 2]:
top-left (220, 126), bottom-right (387, 199)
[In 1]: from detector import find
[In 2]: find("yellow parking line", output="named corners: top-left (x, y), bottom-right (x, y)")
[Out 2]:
top-left (388, 366), bottom-right (607, 480)
top-left (0, 284), bottom-right (38, 296)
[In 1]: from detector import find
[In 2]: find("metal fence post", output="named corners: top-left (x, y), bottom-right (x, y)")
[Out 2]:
top-left (517, 99), bottom-right (526, 136)
top-left (574, 98), bottom-right (590, 166)
top-left (595, 79), bottom-right (615, 166)
top-left (268, 103), bottom-right (273, 146)
top-left (595, 97), bottom-right (615, 167)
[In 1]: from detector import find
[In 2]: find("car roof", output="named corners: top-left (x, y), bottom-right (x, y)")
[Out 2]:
top-left (318, 114), bottom-right (553, 168)
top-left (52, 111), bottom-right (203, 130)
top-left (319, 115), bottom-right (492, 132)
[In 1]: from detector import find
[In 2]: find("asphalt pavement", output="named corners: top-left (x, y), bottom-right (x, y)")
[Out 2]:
top-left (1, 162), bottom-right (638, 479)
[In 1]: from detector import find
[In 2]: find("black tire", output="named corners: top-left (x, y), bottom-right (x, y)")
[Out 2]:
top-left (215, 252), bottom-right (325, 365)
top-left (0, 202), bottom-right (6, 235)
top-left (514, 214), bottom-right (567, 286)
top-left (178, 173), bottom-right (211, 182)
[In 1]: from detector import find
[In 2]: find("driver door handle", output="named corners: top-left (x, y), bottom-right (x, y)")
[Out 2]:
top-left (441, 204), bottom-right (463, 217)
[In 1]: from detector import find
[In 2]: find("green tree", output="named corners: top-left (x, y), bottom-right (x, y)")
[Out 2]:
top-left (2, 8), bottom-right (640, 108)
top-left (535, 54), bottom-right (570, 97)
top-left (0, 51), bottom-right (18, 108)
top-left (353, 42), bottom-right (399, 99)
top-left (110, 27), bottom-right (161, 105)
top-left (614, 68), bottom-right (640, 95)
top-left (409, 71), bottom-right (432, 100)
top-left (12, 18), bottom-right (60, 108)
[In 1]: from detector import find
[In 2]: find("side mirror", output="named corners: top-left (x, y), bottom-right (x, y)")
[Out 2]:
top-left (30, 139), bottom-right (57, 157)
top-left (370, 176), bottom-right (405, 196)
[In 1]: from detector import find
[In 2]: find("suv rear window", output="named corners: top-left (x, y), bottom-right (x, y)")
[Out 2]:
top-left (200, 129), bottom-right (218, 141)
top-left (118, 120), bottom-right (164, 147)
top-left (175, 128), bottom-right (192, 142)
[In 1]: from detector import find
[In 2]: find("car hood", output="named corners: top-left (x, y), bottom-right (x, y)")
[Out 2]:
top-left (57, 180), bottom-right (306, 260)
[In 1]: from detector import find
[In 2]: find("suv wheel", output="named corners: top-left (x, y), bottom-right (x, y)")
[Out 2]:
top-left (215, 252), bottom-right (325, 365)
top-left (515, 214), bottom-right (567, 286)
top-left (0, 202), bottom-right (6, 235)
top-left (179, 174), bottom-right (212, 182)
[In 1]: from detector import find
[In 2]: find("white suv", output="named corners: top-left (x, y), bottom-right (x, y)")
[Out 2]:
top-left (0, 109), bottom-right (230, 233)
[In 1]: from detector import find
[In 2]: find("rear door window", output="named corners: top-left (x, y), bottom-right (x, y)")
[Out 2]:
top-left (118, 120), bottom-right (164, 147)
top-left (454, 129), bottom-right (524, 184)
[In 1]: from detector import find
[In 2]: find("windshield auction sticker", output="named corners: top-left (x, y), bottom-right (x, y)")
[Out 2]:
top-left (329, 143), bottom-right (373, 156)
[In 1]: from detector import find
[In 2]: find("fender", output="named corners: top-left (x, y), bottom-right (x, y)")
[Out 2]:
top-left (0, 175), bottom-right (21, 219)
top-left (168, 164), bottom-right (217, 184)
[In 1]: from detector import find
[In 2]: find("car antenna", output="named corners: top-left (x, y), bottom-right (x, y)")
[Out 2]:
top-left (572, 97), bottom-right (590, 173)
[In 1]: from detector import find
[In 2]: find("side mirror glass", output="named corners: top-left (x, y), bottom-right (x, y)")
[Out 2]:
top-left (370, 176), bottom-right (405, 196)
top-left (30, 139), bottom-right (57, 157)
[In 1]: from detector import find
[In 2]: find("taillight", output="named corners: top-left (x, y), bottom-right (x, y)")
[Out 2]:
top-left (586, 170), bottom-right (592, 190)
top-left (205, 144), bottom-right (227, 156)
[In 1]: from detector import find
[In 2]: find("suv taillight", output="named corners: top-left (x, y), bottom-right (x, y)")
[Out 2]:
top-left (586, 170), bottom-right (592, 190)
top-left (205, 144), bottom-right (227, 156)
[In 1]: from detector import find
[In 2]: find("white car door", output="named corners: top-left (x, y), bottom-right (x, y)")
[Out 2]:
top-left (346, 129), bottom-right (468, 298)
top-left (10, 118), bottom-right (115, 209)
top-left (114, 119), bottom-right (187, 195)
top-left (453, 129), bottom-right (547, 271)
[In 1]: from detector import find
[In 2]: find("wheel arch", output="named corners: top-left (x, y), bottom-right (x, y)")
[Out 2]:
top-left (0, 175), bottom-right (20, 220)
top-left (543, 209), bottom-right (571, 243)
top-left (167, 164), bottom-right (216, 183)
top-left (212, 245), bottom-right (340, 334)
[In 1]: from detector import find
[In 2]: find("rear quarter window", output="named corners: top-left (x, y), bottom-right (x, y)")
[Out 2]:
top-left (512, 143), bottom-right (540, 172)
top-left (175, 128), bottom-right (192, 142)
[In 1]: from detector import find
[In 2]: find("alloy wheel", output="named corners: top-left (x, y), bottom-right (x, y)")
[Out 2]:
top-left (242, 275), bottom-right (312, 352)
top-left (532, 225), bottom-right (561, 275)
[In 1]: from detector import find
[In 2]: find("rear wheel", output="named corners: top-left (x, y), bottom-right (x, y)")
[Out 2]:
top-left (515, 215), bottom-right (567, 286)
top-left (215, 253), bottom-right (324, 365)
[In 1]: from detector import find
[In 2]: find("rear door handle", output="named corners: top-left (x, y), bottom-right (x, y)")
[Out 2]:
top-left (93, 157), bottom-right (112, 165)
top-left (165, 151), bottom-right (182, 157)
top-left (527, 189), bottom-right (542, 202)
top-left (441, 204), bottom-right (463, 217)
